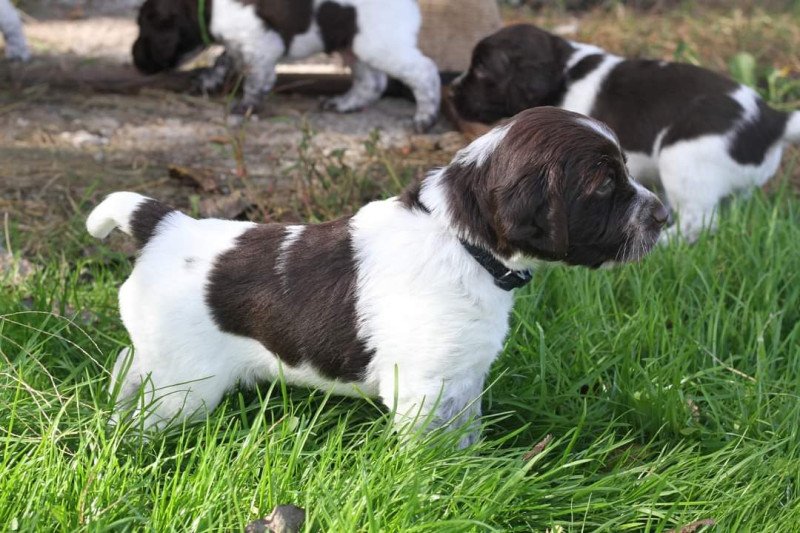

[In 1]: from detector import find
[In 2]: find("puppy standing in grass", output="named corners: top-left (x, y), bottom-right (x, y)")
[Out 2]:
top-left (132, 0), bottom-right (440, 132)
top-left (87, 107), bottom-right (666, 446)
top-left (451, 24), bottom-right (800, 242)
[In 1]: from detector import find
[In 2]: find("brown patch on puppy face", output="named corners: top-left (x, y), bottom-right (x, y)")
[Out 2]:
top-left (441, 107), bottom-right (665, 267)
top-left (451, 24), bottom-right (573, 124)
top-left (133, 0), bottom-right (209, 74)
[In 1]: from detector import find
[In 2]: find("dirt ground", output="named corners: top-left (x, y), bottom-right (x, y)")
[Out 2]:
top-left (2, 2), bottom-right (800, 257)
top-left (0, 2), bottom-right (464, 256)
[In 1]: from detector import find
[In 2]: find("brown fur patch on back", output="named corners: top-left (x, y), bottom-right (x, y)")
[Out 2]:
top-left (315, 1), bottom-right (357, 54)
top-left (240, 0), bottom-right (314, 49)
top-left (205, 218), bottom-right (374, 382)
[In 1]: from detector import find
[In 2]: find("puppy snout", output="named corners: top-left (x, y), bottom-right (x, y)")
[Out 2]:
top-left (650, 202), bottom-right (669, 228)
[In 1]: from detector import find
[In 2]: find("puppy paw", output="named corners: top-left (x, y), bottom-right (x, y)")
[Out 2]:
top-left (320, 95), bottom-right (365, 114)
top-left (412, 113), bottom-right (438, 134)
top-left (190, 70), bottom-right (220, 95)
top-left (228, 98), bottom-right (262, 121)
top-left (5, 46), bottom-right (30, 62)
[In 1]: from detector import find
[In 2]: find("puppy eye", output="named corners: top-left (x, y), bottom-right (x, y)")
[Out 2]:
top-left (596, 176), bottom-right (615, 196)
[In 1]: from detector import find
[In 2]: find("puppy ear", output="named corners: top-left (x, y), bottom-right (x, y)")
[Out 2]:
top-left (506, 58), bottom-right (565, 112)
top-left (472, 46), bottom-right (510, 81)
top-left (494, 167), bottom-right (568, 259)
top-left (505, 32), bottom-right (571, 112)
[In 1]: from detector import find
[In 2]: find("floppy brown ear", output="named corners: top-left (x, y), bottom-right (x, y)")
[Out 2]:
top-left (505, 57), bottom-right (566, 112)
top-left (493, 167), bottom-right (569, 259)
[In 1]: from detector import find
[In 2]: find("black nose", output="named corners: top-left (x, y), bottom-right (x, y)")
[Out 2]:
top-left (651, 203), bottom-right (669, 227)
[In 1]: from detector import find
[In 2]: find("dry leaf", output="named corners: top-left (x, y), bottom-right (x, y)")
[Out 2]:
top-left (199, 191), bottom-right (252, 219)
top-left (245, 504), bottom-right (306, 533)
top-left (667, 518), bottom-right (716, 533)
top-left (523, 434), bottom-right (553, 462)
top-left (168, 165), bottom-right (220, 193)
top-left (0, 252), bottom-right (38, 285)
top-left (687, 398), bottom-right (700, 423)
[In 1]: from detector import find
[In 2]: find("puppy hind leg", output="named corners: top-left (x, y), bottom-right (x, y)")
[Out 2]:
top-left (107, 344), bottom-right (236, 431)
top-left (355, 45), bottom-right (440, 132)
top-left (321, 60), bottom-right (388, 113)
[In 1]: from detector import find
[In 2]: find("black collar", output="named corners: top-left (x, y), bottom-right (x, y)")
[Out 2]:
top-left (414, 196), bottom-right (532, 291)
top-left (459, 240), bottom-right (532, 291)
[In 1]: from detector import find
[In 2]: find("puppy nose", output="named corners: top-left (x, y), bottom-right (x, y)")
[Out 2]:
top-left (651, 203), bottom-right (669, 227)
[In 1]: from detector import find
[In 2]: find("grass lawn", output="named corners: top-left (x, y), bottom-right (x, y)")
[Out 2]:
top-left (1, 174), bottom-right (799, 531)
top-left (3, 3), bottom-right (800, 530)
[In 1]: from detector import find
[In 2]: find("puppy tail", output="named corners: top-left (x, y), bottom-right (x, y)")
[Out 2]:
top-left (86, 191), bottom-right (175, 249)
top-left (784, 111), bottom-right (800, 143)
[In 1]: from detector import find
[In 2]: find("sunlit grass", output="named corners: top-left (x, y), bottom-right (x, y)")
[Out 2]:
top-left (1, 180), bottom-right (799, 531)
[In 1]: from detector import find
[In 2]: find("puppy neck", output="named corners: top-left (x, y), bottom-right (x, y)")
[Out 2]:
top-left (416, 168), bottom-right (539, 279)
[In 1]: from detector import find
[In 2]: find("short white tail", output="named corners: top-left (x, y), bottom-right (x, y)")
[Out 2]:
top-left (86, 191), bottom-right (150, 239)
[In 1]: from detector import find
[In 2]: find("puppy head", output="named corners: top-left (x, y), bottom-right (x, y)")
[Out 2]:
top-left (432, 107), bottom-right (666, 268)
top-left (133, 0), bottom-right (206, 74)
top-left (451, 24), bottom-right (573, 124)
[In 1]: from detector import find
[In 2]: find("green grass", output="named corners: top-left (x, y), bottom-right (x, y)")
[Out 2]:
top-left (2, 179), bottom-right (800, 531)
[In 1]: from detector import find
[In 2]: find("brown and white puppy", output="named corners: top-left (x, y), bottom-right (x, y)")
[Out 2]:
top-left (132, 0), bottom-right (440, 131)
top-left (452, 24), bottom-right (800, 242)
top-left (87, 107), bottom-right (666, 446)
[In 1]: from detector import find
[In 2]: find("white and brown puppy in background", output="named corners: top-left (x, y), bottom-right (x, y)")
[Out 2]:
top-left (0, 0), bottom-right (30, 61)
top-left (87, 107), bottom-right (666, 446)
top-left (132, 0), bottom-right (440, 132)
top-left (451, 24), bottom-right (800, 242)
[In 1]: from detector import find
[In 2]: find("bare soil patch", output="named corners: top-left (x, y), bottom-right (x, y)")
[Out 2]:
top-left (1, 3), bottom-right (799, 257)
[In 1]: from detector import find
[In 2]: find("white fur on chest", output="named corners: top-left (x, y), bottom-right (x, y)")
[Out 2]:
top-left (351, 197), bottom-right (515, 408)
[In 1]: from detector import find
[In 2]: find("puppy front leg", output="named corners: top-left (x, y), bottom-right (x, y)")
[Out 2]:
top-left (193, 50), bottom-right (239, 95)
top-left (382, 373), bottom-right (485, 448)
top-left (229, 32), bottom-right (284, 118)
top-left (660, 203), bottom-right (718, 245)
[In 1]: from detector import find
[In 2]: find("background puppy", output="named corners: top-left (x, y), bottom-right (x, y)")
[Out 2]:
top-left (451, 24), bottom-right (800, 242)
top-left (0, 0), bottom-right (30, 61)
top-left (87, 107), bottom-right (666, 446)
top-left (133, 0), bottom-right (440, 132)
